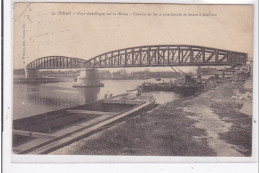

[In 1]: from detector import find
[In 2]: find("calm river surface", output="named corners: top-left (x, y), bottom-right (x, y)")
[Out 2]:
top-left (13, 79), bottom-right (181, 120)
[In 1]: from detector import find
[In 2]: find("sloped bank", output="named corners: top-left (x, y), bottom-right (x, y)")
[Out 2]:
top-left (182, 83), bottom-right (252, 156)
top-left (51, 81), bottom-right (252, 156)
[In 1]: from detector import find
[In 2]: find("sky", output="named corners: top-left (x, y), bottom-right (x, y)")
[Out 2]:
top-left (13, 3), bottom-right (254, 71)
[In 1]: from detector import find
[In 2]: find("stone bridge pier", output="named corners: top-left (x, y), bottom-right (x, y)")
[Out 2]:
top-left (73, 68), bottom-right (102, 87)
top-left (25, 69), bottom-right (40, 79)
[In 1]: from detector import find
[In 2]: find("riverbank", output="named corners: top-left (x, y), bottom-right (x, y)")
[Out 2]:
top-left (13, 77), bottom-right (73, 84)
top-left (51, 79), bottom-right (252, 156)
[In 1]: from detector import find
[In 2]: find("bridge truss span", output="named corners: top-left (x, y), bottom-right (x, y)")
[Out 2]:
top-left (26, 45), bottom-right (248, 70)
top-left (85, 45), bottom-right (247, 68)
top-left (26, 56), bottom-right (87, 70)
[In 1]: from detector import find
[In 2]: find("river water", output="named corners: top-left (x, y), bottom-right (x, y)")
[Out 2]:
top-left (13, 78), bottom-right (181, 120)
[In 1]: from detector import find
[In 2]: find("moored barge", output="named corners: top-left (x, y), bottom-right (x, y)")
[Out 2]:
top-left (140, 75), bottom-right (204, 96)
top-left (13, 93), bottom-right (156, 154)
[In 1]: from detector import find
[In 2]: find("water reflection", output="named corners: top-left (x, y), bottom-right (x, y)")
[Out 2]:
top-left (13, 79), bottom-right (179, 120)
top-left (78, 87), bottom-right (100, 103)
top-left (27, 87), bottom-right (100, 107)
top-left (27, 95), bottom-right (76, 107)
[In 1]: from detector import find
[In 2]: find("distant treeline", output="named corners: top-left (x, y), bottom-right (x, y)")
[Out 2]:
top-left (99, 70), bottom-right (179, 79)
top-left (13, 69), bottom-right (179, 79)
top-left (40, 70), bottom-right (80, 77)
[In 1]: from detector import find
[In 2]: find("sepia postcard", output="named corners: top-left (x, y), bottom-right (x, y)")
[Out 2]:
top-left (10, 2), bottom-right (256, 163)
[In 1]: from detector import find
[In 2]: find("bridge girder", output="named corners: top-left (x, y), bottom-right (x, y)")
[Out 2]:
top-left (26, 56), bottom-right (86, 70)
top-left (86, 45), bottom-right (247, 68)
top-left (26, 45), bottom-right (248, 70)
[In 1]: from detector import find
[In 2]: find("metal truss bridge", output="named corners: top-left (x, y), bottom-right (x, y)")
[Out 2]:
top-left (26, 45), bottom-right (247, 70)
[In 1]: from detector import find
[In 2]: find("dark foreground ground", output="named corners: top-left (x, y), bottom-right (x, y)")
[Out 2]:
top-left (51, 81), bottom-right (252, 156)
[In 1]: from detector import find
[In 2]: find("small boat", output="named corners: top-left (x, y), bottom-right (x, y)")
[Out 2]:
top-left (155, 78), bottom-right (161, 81)
top-left (72, 83), bottom-right (104, 88)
